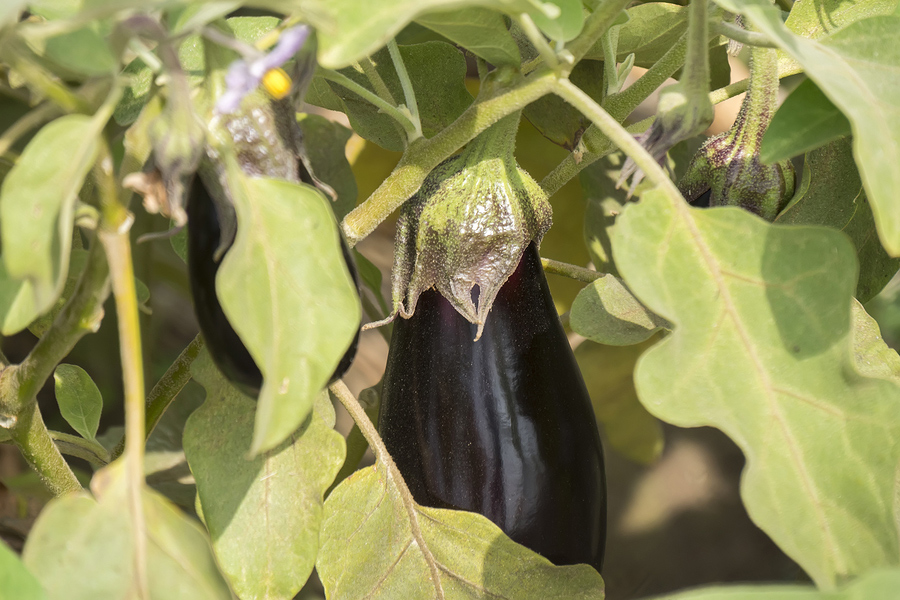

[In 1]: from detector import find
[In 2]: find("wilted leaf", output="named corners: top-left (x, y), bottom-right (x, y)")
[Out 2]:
top-left (614, 189), bottom-right (900, 588)
top-left (761, 79), bottom-right (852, 163)
top-left (416, 7), bottom-right (520, 67)
top-left (0, 539), bottom-right (46, 600)
top-left (318, 465), bottom-right (605, 598)
top-left (575, 339), bottom-right (664, 465)
top-left (714, 1), bottom-right (900, 256)
top-left (53, 364), bottom-right (102, 441)
top-left (308, 42), bottom-right (472, 152)
top-left (184, 350), bottom-right (345, 600)
top-left (775, 138), bottom-right (899, 302)
top-left (571, 275), bottom-right (669, 345)
top-left (0, 115), bottom-right (99, 331)
top-left (217, 173), bottom-right (360, 454)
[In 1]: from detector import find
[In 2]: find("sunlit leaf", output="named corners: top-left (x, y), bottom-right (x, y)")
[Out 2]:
top-left (184, 350), bottom-right (345, 599)
top-left (785, 0), bottom-right (898, 39)
top-left (23, 462), bottom-right (230, 599)
top-left (761, 79), bottom-right (851, 163)
top-left (576, 339), bottom-right (664, 465)
top-left (775, 138), bottom-right (899, 302)
top-left (216, 173), bottom-right (360, 454)
top-left (613, 190), bottom-right (900, 588)
top-left (0, 115), bottom-right (99, 332)
top-left (850, 300), bottom-right (900, 386)
top-left (318, 465), bottom-right (605, 598)
top-left (53, 364), bottom-right (102, 441)
top-left (713, 1), bottom-right (900, 256)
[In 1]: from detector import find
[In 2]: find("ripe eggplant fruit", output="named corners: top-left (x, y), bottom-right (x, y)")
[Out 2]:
top-left (186, 174), bottom-right (360, 397)
top-left (379, 243), bottom-right (607, 571)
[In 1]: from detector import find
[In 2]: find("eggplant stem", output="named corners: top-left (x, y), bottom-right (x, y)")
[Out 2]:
top-left (328, 380), bottom-right (446, 599)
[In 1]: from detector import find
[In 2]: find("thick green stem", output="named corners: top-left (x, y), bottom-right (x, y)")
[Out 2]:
top-left (9, 404), bottom-right (82, 495)
top-left (319, 68), bottom-right (418, 138)
top-left (0, 241), bottom-right (109, 495)
top-left (110, 334), bottom-right (204, 461)
top-left (713, 21), bottom-right (777, 48)
top-left (683, 0), bottom-right (710, 95)
top-left (567, 0), bottom-right (633, 65)
top-left (341, 71), bottom-right (558, 246)
top-left (730, 45), bottom-right (779, 152)
top-left (97, 139), bottom-right (149, 599)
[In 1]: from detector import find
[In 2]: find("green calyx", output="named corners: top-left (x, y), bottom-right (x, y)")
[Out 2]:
top-left (391, 111), bottom-right (552, 339)
top-left (679, 45), bottom-right (794, 221)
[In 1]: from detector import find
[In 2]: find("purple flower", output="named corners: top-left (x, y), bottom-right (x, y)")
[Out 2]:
top-left (215, 25), bottom-right (311, 114)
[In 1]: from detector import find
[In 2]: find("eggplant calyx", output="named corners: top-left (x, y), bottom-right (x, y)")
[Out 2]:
top-left (390, 112), bottom-right (552, 340)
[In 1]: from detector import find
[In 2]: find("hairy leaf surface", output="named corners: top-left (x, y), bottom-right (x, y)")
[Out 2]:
top-left (614, 190), bottom-right (900, 588)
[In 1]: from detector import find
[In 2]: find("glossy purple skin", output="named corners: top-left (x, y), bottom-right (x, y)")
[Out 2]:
top-left (379, 244), bottom-right (607, 570)
top-left (186, 175), bottom-right (359, 397)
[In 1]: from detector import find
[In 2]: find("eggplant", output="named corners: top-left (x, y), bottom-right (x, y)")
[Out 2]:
top-left (379, 243), bottom-right (607, 571)
top-left (186, 174), bottom-right (360, 397)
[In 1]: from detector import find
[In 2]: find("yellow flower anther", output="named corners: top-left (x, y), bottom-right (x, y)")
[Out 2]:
top-left (262, 67), bottom-right (292, 100)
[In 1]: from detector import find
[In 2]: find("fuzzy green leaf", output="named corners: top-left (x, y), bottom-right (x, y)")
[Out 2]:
top-left (216, 174), bottom-right (360, 455)
top-left (575, 339), bottom-right (664, 465)
top-left (585, 2), bottom-right (687, 67)
top-left (0, 539), bottom-right (46, 600)
top-left (785, 0), bottom-right (898, 40)
top-left (0, 115), bottom-right (99, 333)
top-left (761, 79), bottom-right (852, 163)
top-left (613, 190), bottom-right (900, 588)
top-left (53, 364), bottom-right (102, 441)
top-left (318, 465), bottom-right (605, 598)
top-left (23, 462), bottom-right (230, 600)
top-left (775, 138), bottom-right (899, 302)
top-left (184, 350), bottom-right (344, 599)
top-left (851, 300), bottom-right (900, 385)
top-left (570, 275), bottom-right (669, 345)
top-left (308, 41), bottom-right (472, 152)
top-left (416, 7), bottom-right (521, 67)
top-left (713, 1), bottom-right (900, 256)
top-left (523, 60), bottom-right (604, 150)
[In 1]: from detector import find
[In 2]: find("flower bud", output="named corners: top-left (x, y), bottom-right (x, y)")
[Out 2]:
top-left (391, 112), bottom-right (552, 340)
top-left (678, 46), bottom-right (794, 221)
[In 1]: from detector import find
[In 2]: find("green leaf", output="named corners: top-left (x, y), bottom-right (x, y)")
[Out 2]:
top-left (353, 249), bottom-right (388, 313)
top-left (775, 138), bottom-right (900, 303)
top-left (26, 25), bottom-right (116, 77)
top-left (785, 0), bottom-right (898, 39)
top-left (113, 58), bottom-right (154, 126)
top-left (308, 41), bottom-right (472, 152)
top-left (652, 568), bottom-right (900, 599)
top-left (761, 79), bottom-right (852, 163)
top-left (570, 275), bottom-right (669, 345)
top-left (318, 465), bottom-right (605, 598)
top-left (0, 539), bottom-right (46, 600)
top-left (216, 174), bottom-right (360, 455)
top-left (296, 114), bottom-right (358, 220)
top-left (522, 60), bottom-right (604, 150)
top-left (183, 350), bottom-right (345, 599)
top-left (712, 3), bottom-right (900, 256)
top-left (23, 462), bottom-right (231, 600)
top-left (416, 7), bottom-right (521, 67)
top-left (585, 2), bottom-right (687, 67)
top-left (851, 300), bottom-right (900, 385)
top-left (0, 115), bottom-right (99, 330)
top-left (53, 364), bottom-right (102, 441)
top-left (25, 247), bottom-right (89, 337)
top-left (312, 0), bottom-right (581, 67)
top-left (613, 190), bottom-right (900, 588)
top-left (575, 339), bottom-right (664, 465)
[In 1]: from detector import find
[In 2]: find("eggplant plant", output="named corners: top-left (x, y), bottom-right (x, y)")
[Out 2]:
top-left (0, 1), bottom-right (899, 599)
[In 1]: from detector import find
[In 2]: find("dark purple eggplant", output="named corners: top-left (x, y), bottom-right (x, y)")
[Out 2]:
top-left (186, 174), bottom-right (360, 397)
top-left (379, 243), bottom-right (607, 571)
